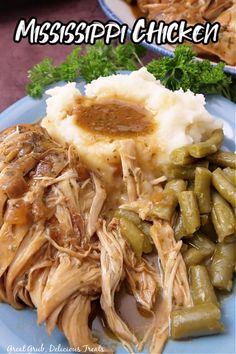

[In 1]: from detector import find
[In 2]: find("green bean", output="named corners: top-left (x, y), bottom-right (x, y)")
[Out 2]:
top-left (223, 234), bottom-right (236, 244)
top-left (181, 243), bottom-right (188, 253)
top-left (178, 191), bottom-right (200, 234)
top-left (200, 214), bottom-right (208, 227)
top-left (212, 168), bottom-right (236, 207)
top-left (170, 146), bottom-right (196, 165)
top-left (189, 129), bottom-right (224, 158)
top-left (207, 151), bottom-right (236, 169)
top-left (162, 161), bottom-right (209, 180)
top-left (184, 232), bottom-right (215, 267)
top-left (190, 265), bottom-right (218, 306)
top-left (151, 191), bottom-right (177, 221)
top-left (174, 214), bottom-right (190, 240)
top-left (164, 179), bottom-right (187, 196)
top-left (138, 220), bottom-right (151, 237)
top-left (114, 209), bottom-right (141, 225)
top-left (223, 167), bottom-right (236, 185)
top-left (211, 191), bottom-right (235, 242)
top-left (138, 221), bottom-right (153, 253)
top-left (159, 180), bottom-right (187, 222)
top-left (171, 303), bottom-right (224, 339)
top-left (184, 248), bottom-right (211, 268)
top-left (200, 214), bottom-right (218, 241)
top-left (120, 217), bottom-right (144, 259)
top-left (189, 232), bottom-right (216, 254)
top-left (184, 248), bottom-right (208, 268)
top-left (142, 237), bottom-right (153, 254)
top-left (115, 209), bottom-right (153, 253)
top-left (194, 167), bottom-right (212, 213)
top-left (210, 243), bottom-right (236, 291)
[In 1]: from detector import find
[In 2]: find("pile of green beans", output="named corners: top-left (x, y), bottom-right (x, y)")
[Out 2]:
top-left (116, 129), bottom-right (235, 340)
top-left (161, 129), bottom-right (236, 340)
top-left (160, 129), bottom-right (236, 244)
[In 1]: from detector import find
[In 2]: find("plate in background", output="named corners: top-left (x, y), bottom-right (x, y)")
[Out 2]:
top-left (98, 0), bottom-right (236, 76)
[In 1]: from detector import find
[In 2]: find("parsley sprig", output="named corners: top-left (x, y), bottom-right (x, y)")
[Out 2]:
top-left (26, 42), bottom-right (145, 98)
top-left (26, 42), bottom-right (235, 102)
top-left (147, 45), bottom-right (234, 101)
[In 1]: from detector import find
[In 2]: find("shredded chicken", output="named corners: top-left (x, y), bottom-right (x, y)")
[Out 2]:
top-left (0, 224), bottom-right (29, 279)
top-left (120, 140), bottom-right (142, 202)
top-left (151, 220), bottom-right (192, 307)
top-left (46, 300), bottom-right (67, 336)
top-left (145, 220), bottom-right (192, 353)
top-left (0, 124), bottom-right (194, 354)
top-left (123, 244), bottom-right (160, 312)
top-left (37, 256), bottom-right (101, 323)
top-left (5, 222), bottom-right (46, 309)
top-left (97, 221), bottom-right (137, 354)
top-left (0, 125), bottom-right (106, 350)
top-left (58, 294), bottom-right (101, 351)
top-left (87, 174), bottom-right (107, 237)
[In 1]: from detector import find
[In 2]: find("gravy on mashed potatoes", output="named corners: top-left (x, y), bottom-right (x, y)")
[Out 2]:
top-left (41, 68), bottom-right (222, 186)
top-left (73, 96), bottom-right (156, 138)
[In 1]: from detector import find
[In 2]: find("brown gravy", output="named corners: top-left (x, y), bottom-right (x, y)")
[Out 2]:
top-left (73, 97), bottom-right (155, 138)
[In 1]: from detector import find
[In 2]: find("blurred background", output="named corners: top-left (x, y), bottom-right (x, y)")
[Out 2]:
top-left (0, 0), bottom-right (108, 111)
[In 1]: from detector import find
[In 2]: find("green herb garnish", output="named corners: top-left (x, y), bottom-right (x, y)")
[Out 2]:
top-left (147, 45), bottom-right (233, 101)
top-left (26, 42), bottom-right (145, 98)
top-left (26, 42), bottom-right (235, 103)
top-left (26, 48), bottom-right (81, 98)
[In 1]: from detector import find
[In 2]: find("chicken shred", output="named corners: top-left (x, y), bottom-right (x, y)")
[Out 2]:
top-left (58, 294), bottom-right (104, 351)
top-left (0, 125), bottom-right (194, 354)
top-left (120, 140), bottom-right (140, 202)
top-left (123, 244), bottom-right (160, 312)
top-left (146, 220), bottom-right (192, 353)
top-left (87, 173), bottom-right (107, 238)
top-left (97, 221), bottom-right (137, 354)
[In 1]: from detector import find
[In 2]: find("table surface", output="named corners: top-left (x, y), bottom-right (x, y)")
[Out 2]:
top-left (0, 0), bottom-right (108, 112)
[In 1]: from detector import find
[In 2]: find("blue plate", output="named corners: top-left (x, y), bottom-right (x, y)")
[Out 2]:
top-left (0, 77), bottom-right (235, 354)
top-left (98, 0), bottom-right (236, 76)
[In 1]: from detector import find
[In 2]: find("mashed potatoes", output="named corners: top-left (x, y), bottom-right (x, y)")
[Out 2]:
top-left (42, 68), bottom-right (222, 184)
